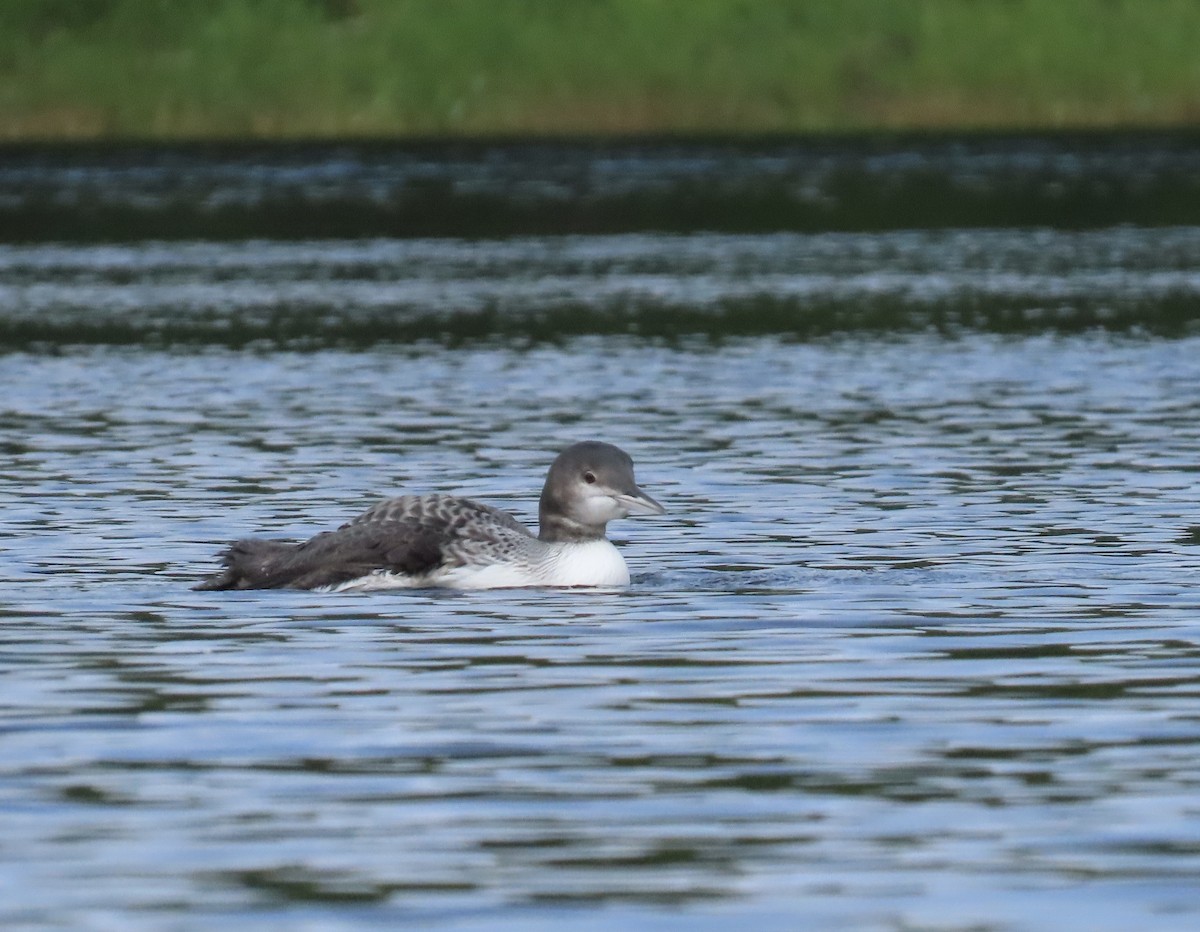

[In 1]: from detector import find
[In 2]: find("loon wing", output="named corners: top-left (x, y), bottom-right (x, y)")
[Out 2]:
top-left (193, 494), bottom-right (533, 591)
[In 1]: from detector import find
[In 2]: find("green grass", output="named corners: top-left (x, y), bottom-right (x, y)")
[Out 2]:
top-left (1, 0), bottom-right (1198, 139)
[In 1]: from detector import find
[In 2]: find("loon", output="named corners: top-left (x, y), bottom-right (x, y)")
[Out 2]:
top-left (193, 441), bottom-right (665, 591)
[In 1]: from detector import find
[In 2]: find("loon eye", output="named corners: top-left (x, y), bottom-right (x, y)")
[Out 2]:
top-left (583, 471), bottom-right (596, 484)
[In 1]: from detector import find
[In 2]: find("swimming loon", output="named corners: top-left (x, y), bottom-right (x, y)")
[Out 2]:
top-left (193, 441), bottom-right (665, 591)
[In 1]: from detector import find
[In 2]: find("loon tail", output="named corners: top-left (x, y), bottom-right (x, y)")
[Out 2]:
top-left (192, 538), bottom-right (306, 590)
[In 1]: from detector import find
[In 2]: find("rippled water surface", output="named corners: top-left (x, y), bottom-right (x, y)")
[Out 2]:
top-left (5, 193), bottom-right (1200, 929)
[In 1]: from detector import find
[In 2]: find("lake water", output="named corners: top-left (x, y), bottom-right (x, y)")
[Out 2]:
top-left (3, 140), bottom-right (1200, 931)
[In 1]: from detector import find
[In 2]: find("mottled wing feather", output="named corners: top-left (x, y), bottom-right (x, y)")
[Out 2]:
top-left (303, 494), bottom-right (533, 587)
top-left (347, 494), bottom-right (528, 535)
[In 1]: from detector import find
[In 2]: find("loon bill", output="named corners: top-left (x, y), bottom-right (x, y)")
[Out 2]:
top-left (193, 441), bottom-right (665, 591)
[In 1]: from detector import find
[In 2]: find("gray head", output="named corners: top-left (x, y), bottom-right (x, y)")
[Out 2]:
top-left (538, 441), bottom-right (665, 543)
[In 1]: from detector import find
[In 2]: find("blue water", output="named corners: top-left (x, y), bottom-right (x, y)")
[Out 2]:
top-left (5, 320), bottom-right (1200, 930)
top-left (3, 148), bottom-right (1200, 930)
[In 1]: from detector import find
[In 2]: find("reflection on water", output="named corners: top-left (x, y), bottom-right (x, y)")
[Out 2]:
top-left (3, 135), bottom-right (1200, 241)
top-left (3, 226), bottom-right (1200, 929)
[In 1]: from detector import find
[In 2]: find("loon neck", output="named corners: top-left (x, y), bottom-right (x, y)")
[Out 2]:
top-left (538, 512), bottom-right (608, 544)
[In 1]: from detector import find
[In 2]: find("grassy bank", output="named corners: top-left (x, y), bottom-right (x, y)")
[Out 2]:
top-left (2, 0), bottom-right (1198, 140)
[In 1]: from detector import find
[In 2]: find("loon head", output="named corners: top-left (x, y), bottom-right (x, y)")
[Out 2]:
top-left (538, 441), bottom-right (665, 543)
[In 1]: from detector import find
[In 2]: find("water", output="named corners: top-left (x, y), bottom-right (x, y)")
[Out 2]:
top-left (5, 134), bottom-right (1200, 241)
top-left (4, 141), bottom-right (1200, 931)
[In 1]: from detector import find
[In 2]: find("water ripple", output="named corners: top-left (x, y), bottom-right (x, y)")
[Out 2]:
top-left (3, 255), bottom-right (1200, 929)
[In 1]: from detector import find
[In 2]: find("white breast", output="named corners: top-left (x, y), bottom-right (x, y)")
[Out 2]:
top-left (540, 539), bottom-right (630, 588)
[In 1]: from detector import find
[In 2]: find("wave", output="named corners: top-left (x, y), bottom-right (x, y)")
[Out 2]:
top-left (3, 227), bottom-right (1199, 348)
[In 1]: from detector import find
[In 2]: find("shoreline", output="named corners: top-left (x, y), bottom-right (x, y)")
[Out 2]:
top-left (3, 126), bottom-right (1200, 154)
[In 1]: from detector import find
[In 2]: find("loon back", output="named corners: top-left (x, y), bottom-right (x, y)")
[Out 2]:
top-left (193, 495), bottom-right (532, 591)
